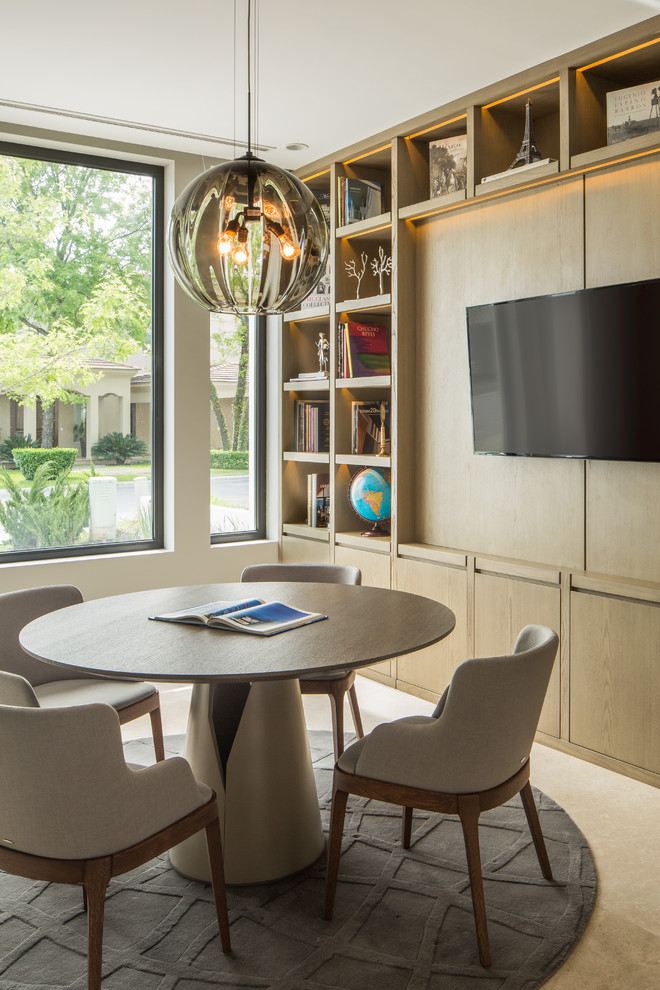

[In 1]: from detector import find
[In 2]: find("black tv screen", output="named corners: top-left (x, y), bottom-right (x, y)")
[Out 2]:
top-left (466, 279), bottom-right (660, 461)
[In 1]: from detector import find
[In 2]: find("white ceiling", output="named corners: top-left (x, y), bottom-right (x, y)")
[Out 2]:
top-left (1, 0), bottom-right (659, 170)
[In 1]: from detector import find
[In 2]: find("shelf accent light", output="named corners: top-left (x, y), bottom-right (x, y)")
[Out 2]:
top-left (167, 0), bottom-right (328, 314)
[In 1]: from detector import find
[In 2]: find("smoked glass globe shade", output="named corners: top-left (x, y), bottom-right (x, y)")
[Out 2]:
top-left (168, 155), bottom-right (329, 315)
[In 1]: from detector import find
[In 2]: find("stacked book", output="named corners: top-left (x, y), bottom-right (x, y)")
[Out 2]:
top-left (306, 473), bottom-right (330, 527)
top-left (294, 400), bottom-right (330, 452)
top-left (337, 321), bottom-right (390, 379)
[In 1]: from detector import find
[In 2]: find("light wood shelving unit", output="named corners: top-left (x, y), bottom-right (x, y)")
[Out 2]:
top-left (279, 15), bottom-right (660, 786)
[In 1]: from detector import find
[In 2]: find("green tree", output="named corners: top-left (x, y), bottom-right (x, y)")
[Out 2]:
top-left (210, 313), bottom-right (249, 452)
top-left (0, 154), bottom-right (152, 446)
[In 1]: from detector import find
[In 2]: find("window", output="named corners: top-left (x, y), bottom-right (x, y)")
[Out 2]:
top-left (210, 313), bottom-right (265, 542)
top-left (0, 142), bottom-right (163, 560)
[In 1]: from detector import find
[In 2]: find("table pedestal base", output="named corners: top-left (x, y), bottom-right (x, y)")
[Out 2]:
top-left (170, 679), bottom-right (325, 885)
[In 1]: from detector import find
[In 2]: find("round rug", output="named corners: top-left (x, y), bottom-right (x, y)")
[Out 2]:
top-left (0, 731), bottom-right (597, 989)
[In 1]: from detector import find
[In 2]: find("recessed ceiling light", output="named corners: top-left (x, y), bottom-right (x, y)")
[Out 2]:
top-left (286, 143), bottom-right (309, 151)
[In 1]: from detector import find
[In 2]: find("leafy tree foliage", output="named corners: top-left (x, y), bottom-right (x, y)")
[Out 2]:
top-left (0, 463), bottom-right (90, 550)
top-left (0, 153), bottom-right (152, 446)
top-left (210, 313), bottom-right (250, 452)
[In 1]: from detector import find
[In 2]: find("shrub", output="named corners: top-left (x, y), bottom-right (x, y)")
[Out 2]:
top-left (13, 447), bottom-right (77, 480)
top-left (91, 432), bottom-right (148, 465)
top-left (210, 450), bottom-right (248, 470)
top-left (0, 464), bottom-right (90, 550)
top-left (0, 433), bottom-right (38, 464)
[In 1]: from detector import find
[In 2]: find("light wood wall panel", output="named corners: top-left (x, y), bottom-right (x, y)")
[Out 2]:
top-left (395, 558), bottom-right (469, 699)
top-left (280, 536), bottom-right (330, 565)
top-left (570, 591), bottom-right (660, 774)
top-left (474, 572), bottom-right (561, 737)
top-left (335, 546), bottom-right (393, 678)
top-left (415, 178), bottom-right (585, 569)
top-left (584, 159), bottom-right (660, 583)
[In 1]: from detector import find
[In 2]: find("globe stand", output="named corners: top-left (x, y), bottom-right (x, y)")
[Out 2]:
top-left (362, 521), bottom-right (390, 537)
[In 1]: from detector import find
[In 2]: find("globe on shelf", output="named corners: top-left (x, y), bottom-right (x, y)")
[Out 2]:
top-left (348, 467), bottom-right (391, 537)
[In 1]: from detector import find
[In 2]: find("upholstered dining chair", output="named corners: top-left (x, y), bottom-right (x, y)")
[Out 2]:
top-left (0, 671), bottom-right (231, 989)
top-left (324, 625), bottom-right (559, 967)
top-left (0, 584), bottom-right (166, 761)
top-left (241, 563), bottom-right (363, 760)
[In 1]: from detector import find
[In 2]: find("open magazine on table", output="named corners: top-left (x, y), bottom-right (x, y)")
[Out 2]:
top-left (149, 598), bottom-right (327, 637)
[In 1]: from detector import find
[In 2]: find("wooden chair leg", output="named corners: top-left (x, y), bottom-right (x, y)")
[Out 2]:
top-left (347, 683), bottom-right (364, 739)
top-left (520, 781), bottom-right (553, 881)
top-left (149, 704), bottom-right (166, 763)
top-left (328, 683), bottom-right (345, 762)
top-left (324, 786), bottom-right (349, 920)
top-left (402, 806), bottom-right (413, 849)
top-left (83, 858), bottom-right (111, 990)
top-left (458, 795), bottom-right (490, 968)
top-left (204, 819), bottom-right (231, 953)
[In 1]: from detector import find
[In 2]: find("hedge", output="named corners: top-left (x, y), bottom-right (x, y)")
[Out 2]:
top-left (13, 447), bottom-right (78, 480)
top-left (210, 450), bottom-right (248, 470)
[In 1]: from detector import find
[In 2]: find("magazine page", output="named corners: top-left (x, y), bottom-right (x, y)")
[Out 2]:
top-left (212, 601), bottom-right (327, 636)
top-left (151, 598), bottom-right (264, 624)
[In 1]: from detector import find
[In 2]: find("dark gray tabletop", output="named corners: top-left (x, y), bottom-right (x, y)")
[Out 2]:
top-left (19, 582), bottom-right (455, 683)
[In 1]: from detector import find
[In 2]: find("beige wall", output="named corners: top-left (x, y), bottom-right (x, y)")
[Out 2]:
top-left (0, 120), bottom-right (278, 600)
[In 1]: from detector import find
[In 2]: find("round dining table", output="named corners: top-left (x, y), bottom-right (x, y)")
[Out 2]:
top-left (20, 582), bottom-right (455, 885)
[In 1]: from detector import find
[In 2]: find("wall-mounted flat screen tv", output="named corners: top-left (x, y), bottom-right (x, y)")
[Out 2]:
top-left (466, 278), bottom-right (660, 461)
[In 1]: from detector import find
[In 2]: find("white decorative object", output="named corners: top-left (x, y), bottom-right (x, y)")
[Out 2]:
top-left (371, 246), bottom-right (393, 295)
top-left (345, 252), bottom-right (368, 298)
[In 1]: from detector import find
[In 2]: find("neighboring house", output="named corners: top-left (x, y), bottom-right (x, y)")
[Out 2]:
top-left (0, 359), bottom-right (241, 458)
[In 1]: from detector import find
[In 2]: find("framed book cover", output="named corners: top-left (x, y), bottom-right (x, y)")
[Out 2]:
top-left (429, 134), bottom-right (468, 198)
top-left (346, 322), bottom-right (390, 378)
top-left (607, 80), bottom-right (660, 144)
top-left (352, 401), bottom-right (390, 455)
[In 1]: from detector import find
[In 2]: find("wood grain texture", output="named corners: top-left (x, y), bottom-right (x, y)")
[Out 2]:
top-left (20, 582), bottom-right (453, 684)
top-left (414, 178), bottom-right (585, 568)
top-left (474, 572), bottom-right (561, 737)
top-left (395, 558), bottom-right (468, 697)
top-left (584, 159), bottom-right (660, 584)
top-left (335, 546), bottom-right (392, 676)
top-left (570, 591), bottom-right (660, 774)
top-left (281, 535), bottom-right (331, 565)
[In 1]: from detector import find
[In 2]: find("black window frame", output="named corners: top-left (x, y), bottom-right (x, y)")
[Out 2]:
top-left (210, 314), bottom-right (267, 545)
top-left (0, 140), bottom-right (164, 562)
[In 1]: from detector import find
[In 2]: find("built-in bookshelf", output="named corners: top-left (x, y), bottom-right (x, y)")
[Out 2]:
top-left (278, 15), bottom-right (660, 788)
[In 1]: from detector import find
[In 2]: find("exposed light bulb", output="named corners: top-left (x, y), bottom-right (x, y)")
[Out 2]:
top-left (233, 243), bottom-right (249, 265)
top-left (280, 237), bottom-right (300, 260)
top-left (218, 233), bottom-right (234, 255)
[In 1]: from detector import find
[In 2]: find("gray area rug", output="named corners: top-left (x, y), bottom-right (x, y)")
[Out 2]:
top-left (0, 731), bottom-right (597, 989)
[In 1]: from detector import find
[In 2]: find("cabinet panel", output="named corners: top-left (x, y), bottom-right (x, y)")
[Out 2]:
top-left (394, 558), bottom-right (468, 698)
top-left (584, 160), bottom-right (660, 584)
top-left (335, 546), bottom-right (392, 678)
top-left (474, 572), bottom-right (561, 737)
top-left (415, 179), bottom-right (585, 568)
top-left (570, 592), bottom-right (660, 774)
top-left (280, 536), bottom-right (330, 566)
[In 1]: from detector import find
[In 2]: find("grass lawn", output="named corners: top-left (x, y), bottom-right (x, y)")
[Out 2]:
top-left (1, 462), bottom-right (247, 489)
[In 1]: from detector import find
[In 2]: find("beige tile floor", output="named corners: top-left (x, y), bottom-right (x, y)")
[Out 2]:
top-left (123, 677), bottom-right (660, 990)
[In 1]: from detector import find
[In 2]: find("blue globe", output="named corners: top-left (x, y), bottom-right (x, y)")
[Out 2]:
top-left (348, 467), bottom-right (392, 527)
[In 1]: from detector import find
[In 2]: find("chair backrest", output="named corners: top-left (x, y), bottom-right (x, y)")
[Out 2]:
top-left (241, 563), bottom-right (361, 586)
top-left (430, 625), bottom-right (558, 792)
top-left (0, 670), bottom-right (40, 708)
top-left (0, 585), bottom-right (83, 686)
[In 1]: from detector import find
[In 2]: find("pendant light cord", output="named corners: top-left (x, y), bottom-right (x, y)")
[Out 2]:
top-left (246, 0), bottom-right (252, 156)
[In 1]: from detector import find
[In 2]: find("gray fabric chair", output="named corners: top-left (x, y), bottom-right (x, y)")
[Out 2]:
top-left (324, 625), bottom-right (559, 967)
top-left (241, 563), bottom-right (363, 759)
top-left (0, 584), bottom-right (165, 761)
top-left (0, 671), bottom-right (230, 988)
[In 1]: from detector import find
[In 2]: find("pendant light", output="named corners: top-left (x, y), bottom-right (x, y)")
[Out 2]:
top-left (167, 0), bottom-right (329, 315)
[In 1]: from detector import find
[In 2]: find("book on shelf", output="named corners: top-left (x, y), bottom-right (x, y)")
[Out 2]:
top-left (288, 371), bottom-right (329, 383)
top-left (337, 177), bottom-right (382, 226)
top-left (607, 79), bottom-right (660, 145)
top-left (300, 253), bottom-right (332, 310)
top-left (150, 598), bottom-right (327, 636)
top-left (352, 400), bottom-right (390, 455)
top-left (307, 472), bottom-right (330, 527)
top-left (429, 134), bottom-right (468, 198)
top-left (480, 158), bottom-right (556, 184)
top-left (337, 321), bottom-right (390, 378)
top-left (294, 399), bottom-right (330, 452)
